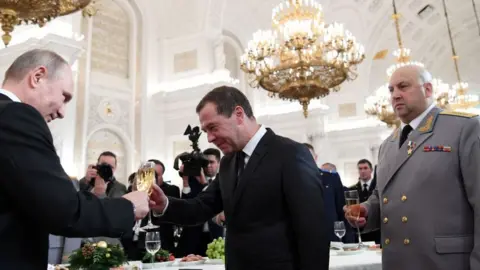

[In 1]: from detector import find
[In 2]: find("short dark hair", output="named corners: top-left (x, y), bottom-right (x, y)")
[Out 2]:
top-left (98, 151), bottom-right (117, 165)
top-left (4, 49), bottom-right (68, 84)
top-left (357, 159), bottom-right (373, 169)
top-left (303, 143), bottom-right (314, 151)
top-left (322, 162), bottom-right (337, 170)
top-left (128, 172), bottom-right (136, 184)
top-left (196, 86), bottom-right (254, 118)
top-left (203, 148), bottom-right (221, 161)
top-left (148, 159), bottom-right (165, 174)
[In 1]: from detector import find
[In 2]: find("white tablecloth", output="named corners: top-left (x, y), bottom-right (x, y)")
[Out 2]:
top-left (141, 250), bottom-right (382, 270)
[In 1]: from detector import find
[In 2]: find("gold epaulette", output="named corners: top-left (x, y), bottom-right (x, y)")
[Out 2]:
top-left (440, 110), bottom-right (479, 118)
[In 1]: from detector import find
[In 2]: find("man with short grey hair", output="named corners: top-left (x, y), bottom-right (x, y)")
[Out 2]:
top-left (345, 65), bottom-right (480, 270)
top-left (0, 49), bottom-right (150, 269)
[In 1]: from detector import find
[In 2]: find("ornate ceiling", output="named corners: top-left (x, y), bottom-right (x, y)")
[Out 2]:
top-left (219, 0), bottom-right (480, 94)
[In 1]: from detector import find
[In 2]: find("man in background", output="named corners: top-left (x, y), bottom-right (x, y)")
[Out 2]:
top-left (347, 159), bottom-right (380, 244)
top-left (304, 143), bottom-right (354, 243)
top-left (79, 151), bottom-right (127, 198)
top-left (176, 148), bottom-right (224, 256)
top-left (149, 159), bottom-right (180, 253)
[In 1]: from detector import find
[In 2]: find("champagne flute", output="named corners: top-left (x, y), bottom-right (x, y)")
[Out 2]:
top-left (145, 231), bottom-right (161, 264)
top-left (334, 221), bottom-right (346, 242)
top-left (344, 190), bottom-right (366, 249)
top-left (136, 161), bottom-right (159, 230)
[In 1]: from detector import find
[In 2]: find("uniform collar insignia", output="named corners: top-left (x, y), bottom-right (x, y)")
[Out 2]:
top-left (417, 107), bottom-right (441, 134)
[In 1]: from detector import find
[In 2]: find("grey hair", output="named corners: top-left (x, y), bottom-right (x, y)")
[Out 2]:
top-left (3, 49), bottom-right (68, 84)
top-left (417, 66), bottom-right (433, 85)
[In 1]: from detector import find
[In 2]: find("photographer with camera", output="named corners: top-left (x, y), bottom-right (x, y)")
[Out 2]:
top-left (79, 151), bottom-right (127, 198)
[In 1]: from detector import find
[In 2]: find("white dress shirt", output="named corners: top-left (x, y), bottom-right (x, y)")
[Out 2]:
top-left (241, 125), bottom-right (267, 167)
top-left (360, 178), bottom-right (373, 191)
top-left (0, 89), bottom-right (21, 102)
top-left (156, 125), bottom-right (268, 217)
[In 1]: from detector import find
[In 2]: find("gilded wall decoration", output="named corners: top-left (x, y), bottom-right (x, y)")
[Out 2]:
top-left (87, 91), bottom-right (131, 138)
top-left (91, 0), bottom-right (130, 77)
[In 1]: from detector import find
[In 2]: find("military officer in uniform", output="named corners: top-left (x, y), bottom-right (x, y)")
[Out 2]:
top-left (345, 65), bottom-right (480, 270)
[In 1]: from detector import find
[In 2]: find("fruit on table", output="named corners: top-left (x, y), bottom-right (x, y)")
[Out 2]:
top-left (206, 237), bottom-right (225, 262)
top-left (155, 249), bottom-right (175, 262)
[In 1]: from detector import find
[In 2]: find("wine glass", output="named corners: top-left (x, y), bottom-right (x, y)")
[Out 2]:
top-left (136, 161), bottom-right (159, 230)
top-left (344, 190), bottom-right (366, 248)
top-left (145, 231), bottom-right (161, 264)
top-left (334, 221), bottom-right (346, 242)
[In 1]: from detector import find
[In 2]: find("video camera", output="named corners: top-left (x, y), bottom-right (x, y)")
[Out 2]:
top-left (89, 163), bottom-right (114, 186)
top-left (173, 125), bottom-right (209, 177)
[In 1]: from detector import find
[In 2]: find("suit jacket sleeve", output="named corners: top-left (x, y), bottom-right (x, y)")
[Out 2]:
top-left (171, 185), bottom-right (180, 198)
top-left (362, 145), bottom-right (382, 233)
top-left (283, 144), bottom-right (330, 270)
top-left (333, 174), bottom-right (355, 243)
top-left (0, 103), bottom-right (135, 238)
top-left (155, 177), bottom-right (223, 226)
top-left (459, 117), bottom-right (480, 269)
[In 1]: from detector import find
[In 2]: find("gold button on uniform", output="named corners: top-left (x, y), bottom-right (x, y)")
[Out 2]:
top-left (383, 217), bottom-right (388, 224)
top-left (404, 238), bottom-right (410, 245)
top-left (383, 197), bottom-right (388, 204)
top-left (401, 195), bottom-right (407, 202)
top-left (385, 238), bottom-right (390, 245)
top-left (402, 216), bottom-right (408, 223)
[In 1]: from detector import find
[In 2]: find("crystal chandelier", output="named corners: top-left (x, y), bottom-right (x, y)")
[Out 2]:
top-left (240, 0), bottom-right (365, 118)
top-left (440, 0), bottom-right (479, 111)
top-left (0, 0), bottom-right (92, 46)
top-left (364, 0), bottom-right (450, 128)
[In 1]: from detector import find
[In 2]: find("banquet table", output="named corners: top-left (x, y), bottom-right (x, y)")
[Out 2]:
top-left (139, 250), bottom-right (382, 270)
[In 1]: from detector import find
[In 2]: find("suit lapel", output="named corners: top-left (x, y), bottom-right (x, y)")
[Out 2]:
top-left (222, 154), bottom-right (237, 213)
top-left (382, 107), bottom-right (441, 190)
top-left (231, 130), bottom-right (273, 212)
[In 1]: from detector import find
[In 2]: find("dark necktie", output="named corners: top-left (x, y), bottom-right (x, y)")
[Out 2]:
top-left (363, 183), bottom-right (368, 192)
top-left (235, 151), bottom-right (245, 188)
top-left (399, 124), bottom-right (413, 148)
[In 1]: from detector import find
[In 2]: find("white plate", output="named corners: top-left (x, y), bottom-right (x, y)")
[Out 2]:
top-left (178, 259), bottom-right (206, 266)
top-left (154, 261), bottom-right (175, 267)
top-left (142, 263), bottom-right (155, 269)
top-left (205, 258), bottom-right (224, 264)
top-left (337, 249), bottom-right (364, 256)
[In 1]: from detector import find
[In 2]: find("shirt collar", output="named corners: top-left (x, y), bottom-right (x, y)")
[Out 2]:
top-left (242, 125), bottom-right (267, 157)
top-left (0, 89), bottom-right (21, 102)
top-left (401, 103), bottom-right (435, 130)
top-left (360, 178), bottom-right (372, 187)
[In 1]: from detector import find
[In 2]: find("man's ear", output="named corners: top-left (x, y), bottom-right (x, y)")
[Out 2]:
top-left (28, 66), bottom-right (47, 88)
top-left (423, 82), bottom-right (433, 98)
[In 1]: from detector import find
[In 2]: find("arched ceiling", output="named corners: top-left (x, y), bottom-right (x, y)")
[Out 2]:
top-left (368, 0), bottom-right (480, 93)
top-left (219, 0), bottom-right (480, 94)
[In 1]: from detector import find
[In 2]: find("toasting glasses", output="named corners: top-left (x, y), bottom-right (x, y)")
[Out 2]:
top-left (344, 190), bottom-right (367, 249)
top-left (136, 161), bottom-right (159, 230)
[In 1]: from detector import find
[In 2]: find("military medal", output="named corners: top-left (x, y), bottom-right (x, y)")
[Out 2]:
top-left (423, 145), bottom-right (452, 152)
top-left (407, 141), bottom-right (415, 156)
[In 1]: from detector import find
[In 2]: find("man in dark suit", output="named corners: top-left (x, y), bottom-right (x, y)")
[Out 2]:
top-left (0, 49), bottom-right (150, 269)
top-left (148, 159), bottom-right (180, 253)
top-left (150, 86), bottom-right (329, 270)
top-left (347, 159), bottom-right (380, 244)
top-left (303, 143), bottom-right (354, 243)
top-left (176, 148), bottom-right (224, 256)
